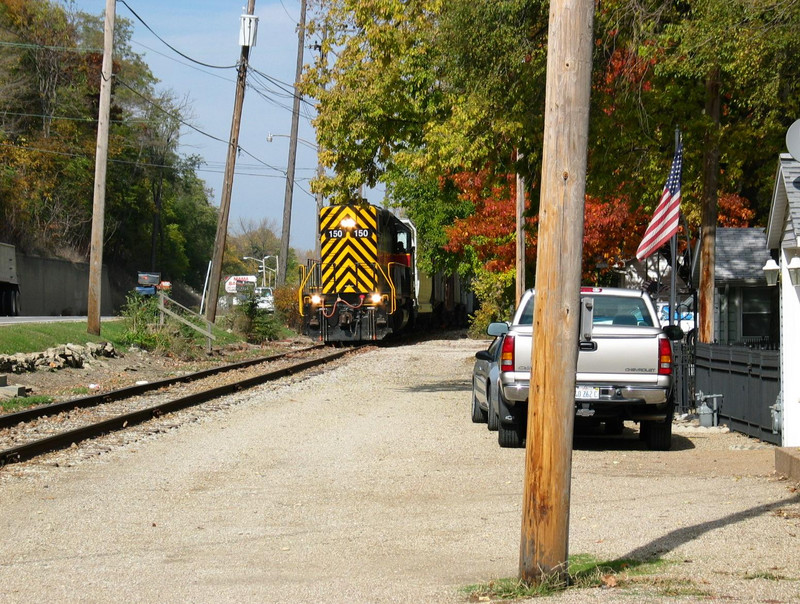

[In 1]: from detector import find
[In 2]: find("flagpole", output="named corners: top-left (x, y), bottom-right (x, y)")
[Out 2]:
top-left (669, 127), bottom-right (681, 327)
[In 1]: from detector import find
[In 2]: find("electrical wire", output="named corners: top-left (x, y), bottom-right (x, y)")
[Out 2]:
top-left (115, 76), bottom-right (287, 175)
top-left (117, 0), bottom-right (239, 70)
top-left (131, 39), bottom-right (236, 85)
top-left (0, 40), bottom-right (101, 53)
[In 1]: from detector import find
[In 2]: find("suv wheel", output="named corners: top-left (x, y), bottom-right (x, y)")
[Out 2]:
top-left (471, 386), bottom-right (488, 423)
top-left (487, 391), bottom-right (499, 431)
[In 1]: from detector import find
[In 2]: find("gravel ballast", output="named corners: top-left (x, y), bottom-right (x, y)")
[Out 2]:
top-left (0, 337), bottom-right (798, 603)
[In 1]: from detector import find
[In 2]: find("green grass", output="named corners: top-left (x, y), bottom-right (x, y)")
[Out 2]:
top-left (463, 555), bottom-right (711, 600)
top-left (0, 321), bottom-right (129, 355)
top-left (0, 318), bottom-right (245, 356)
top-left (1, 395), bottom-right (53, 412)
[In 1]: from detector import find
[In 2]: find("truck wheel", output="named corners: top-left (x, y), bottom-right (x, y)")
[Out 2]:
top-left (604, 418), bottom-right (624, 435)
top-left (645, 399), bottom-right (675, 451)
top-left (471, 387), bottom-right (487, 424)
top-left (644, 420), bottom-right (672, 450)
top-left (498, 424), bottom-right (524, 448)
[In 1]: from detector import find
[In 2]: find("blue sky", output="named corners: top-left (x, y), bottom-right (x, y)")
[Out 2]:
top-left (68, 0), bottom-right (328, 253)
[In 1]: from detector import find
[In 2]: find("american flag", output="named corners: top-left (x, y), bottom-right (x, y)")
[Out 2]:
top-left (636, 142), bottom-right (683, 261)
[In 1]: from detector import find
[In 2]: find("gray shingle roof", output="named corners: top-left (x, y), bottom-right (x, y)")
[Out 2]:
top-left (766, 153), bottom-right (800, 249)
top-left (715, 227), bottom-right (771, 284)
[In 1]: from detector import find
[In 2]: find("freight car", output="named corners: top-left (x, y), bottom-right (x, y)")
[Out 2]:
top-left (0, 243), bottom-right (20, 316)
top-left (298, 203), bottom-right (417, 342)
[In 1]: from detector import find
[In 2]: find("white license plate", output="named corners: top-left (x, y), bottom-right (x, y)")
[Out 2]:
top-left (575, 386), bottom-right (599, 400)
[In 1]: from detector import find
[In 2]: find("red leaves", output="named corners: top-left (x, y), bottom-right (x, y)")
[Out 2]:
top-left (717, 193), bottom-right (755, 227)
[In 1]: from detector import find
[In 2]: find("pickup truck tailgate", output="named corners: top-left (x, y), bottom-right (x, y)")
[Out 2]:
top-left (578, 325), bottom-right (664, 384)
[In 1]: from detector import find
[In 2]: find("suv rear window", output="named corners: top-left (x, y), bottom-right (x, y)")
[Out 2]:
top-left (517, 294), bottom-right (654, 327)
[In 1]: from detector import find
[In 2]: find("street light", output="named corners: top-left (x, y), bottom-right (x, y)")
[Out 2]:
top-left (267, 132), bottom-right (317, 151)
top-left (244, 255), bottom-right (280, 288)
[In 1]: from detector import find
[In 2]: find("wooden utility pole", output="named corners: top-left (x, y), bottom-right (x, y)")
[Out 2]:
top-left (87, 0), bottom-right (116, 336)
top-left (278, 0), bottom-right (307, 286)
top-left (205, 0), bottom-right (257, 323)
top-left (698, 66), bottom-right (721, 343)
top-left (519, 0), bottom-right (594, 585)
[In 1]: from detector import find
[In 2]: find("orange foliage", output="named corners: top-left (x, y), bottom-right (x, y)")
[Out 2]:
top-left (443, 172), bottom-right (537, 271)
top-left (717, 193), bottom-right (755, 227)
top-left (583, 195), bottom-right (649, 281)
top-left (444, 171), bottom-right (653, 282)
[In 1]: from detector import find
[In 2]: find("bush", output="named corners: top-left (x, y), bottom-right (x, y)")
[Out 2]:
top-left (468, 269), bottom-right (516, 338)
top-left (273, 285), bottom-right (303, 332)
top-left (229, 289), bottom-right (292, 344)
top-left (119, 293), bottom-right (172, 350)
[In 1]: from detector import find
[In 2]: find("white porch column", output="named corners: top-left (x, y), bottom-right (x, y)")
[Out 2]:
top-left (781, 246), bottom-right (800, 446)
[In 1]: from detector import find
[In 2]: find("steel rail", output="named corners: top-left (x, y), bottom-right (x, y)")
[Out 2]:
top-left (0, 345), bottom-right (326, 430)
top-left (0, 347), bottom-right (354, 466)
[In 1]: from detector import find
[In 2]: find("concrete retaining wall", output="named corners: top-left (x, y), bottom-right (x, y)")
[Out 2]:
top-left (15, 253), bottom-right (115, 316)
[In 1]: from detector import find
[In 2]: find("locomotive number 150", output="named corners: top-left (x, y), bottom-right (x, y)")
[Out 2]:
top-left (326, 228), bottom-right (372, 239)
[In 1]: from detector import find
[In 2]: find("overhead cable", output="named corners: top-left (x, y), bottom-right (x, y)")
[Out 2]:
top-left (118, 0), bottom-right (239, 70)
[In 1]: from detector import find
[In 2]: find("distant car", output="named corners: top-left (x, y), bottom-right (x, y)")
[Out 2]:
top-left (471, 336), bottom-right (502, 431)
top-left (255, 287), bottom-right (275, 312)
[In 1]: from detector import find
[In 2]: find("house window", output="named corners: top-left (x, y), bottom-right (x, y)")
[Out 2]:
top-left (741, 287), bottom-right (772, 338)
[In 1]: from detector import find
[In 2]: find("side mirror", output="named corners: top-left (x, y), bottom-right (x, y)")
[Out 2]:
top-left (475, 350), bottom-right (493, 361)
top-left (662, 324), bottom-right (684, 341)
top-left (487, 322), bottom-right (509, 337)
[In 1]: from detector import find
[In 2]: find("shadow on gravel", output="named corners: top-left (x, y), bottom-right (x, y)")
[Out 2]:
top-left (572, 425), bottom-right (696, 451)
top-left (622, 493), bottom-right (800, 562)
top-left (407, 379), bottom-right (471, 393)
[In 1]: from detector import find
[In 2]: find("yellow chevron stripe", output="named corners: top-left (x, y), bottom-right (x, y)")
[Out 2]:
top-left (319, 205), bottom-right (380, 294)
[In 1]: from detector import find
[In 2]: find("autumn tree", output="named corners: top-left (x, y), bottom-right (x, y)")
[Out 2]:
top-left (0, 0), bottom-right (218, 291)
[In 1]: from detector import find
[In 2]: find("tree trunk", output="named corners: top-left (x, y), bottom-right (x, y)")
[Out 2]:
top-left (699, 66), bottom-right (721, 344)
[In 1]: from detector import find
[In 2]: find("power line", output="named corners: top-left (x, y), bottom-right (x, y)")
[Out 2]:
top-left (0, 140), bottom-right (299, 178)
top-left (0, 40), bottom-right (101, 53)
top-left (115, 76), bottom-right (287, 175)
top-left (130, 39), bottom-right (236, 85)
top-left (117, 0), bottom-right (239, 70)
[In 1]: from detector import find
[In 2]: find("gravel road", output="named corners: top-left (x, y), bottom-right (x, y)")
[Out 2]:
top-left (1, 337), bottom-right (798, 603)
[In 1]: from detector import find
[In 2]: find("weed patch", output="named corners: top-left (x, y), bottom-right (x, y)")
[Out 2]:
top-left (463, 555), bottom-right (710, 600)
top-left (1, 395), bottom-right (53, 413)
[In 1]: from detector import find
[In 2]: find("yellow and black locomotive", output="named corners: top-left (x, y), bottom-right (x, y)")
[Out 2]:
top-left (298, 203), bottom-right (417, 342)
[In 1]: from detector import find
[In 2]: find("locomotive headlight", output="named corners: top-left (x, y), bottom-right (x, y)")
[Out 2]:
top-left (311, 294), bottom-right (322, 305)
top-left (369, 292), bottom-right (382, 304)
top-left (340, 217), bottom-right (356, 229)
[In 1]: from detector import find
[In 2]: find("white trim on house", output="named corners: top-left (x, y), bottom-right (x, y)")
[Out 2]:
top-left (766, 153), bottom-right (800, 447)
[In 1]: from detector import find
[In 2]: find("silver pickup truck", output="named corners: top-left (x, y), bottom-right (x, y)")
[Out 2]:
top-left (488, 287), bottom-right (683, 450)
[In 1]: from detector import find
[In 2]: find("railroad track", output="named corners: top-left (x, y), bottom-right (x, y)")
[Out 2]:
top-left (0, 345), bottom-right (361, 466)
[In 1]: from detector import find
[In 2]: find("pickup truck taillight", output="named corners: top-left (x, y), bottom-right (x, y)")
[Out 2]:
top-left (658, 337), bottom-right (672, 375)
top-left (500, 335), bottom-right (515, 372)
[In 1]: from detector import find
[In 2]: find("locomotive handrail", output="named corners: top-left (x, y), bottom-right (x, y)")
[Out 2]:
top-left (375, 262), bottom-right (398, 314)
top-left (297, 263), bottom-right (317, 317)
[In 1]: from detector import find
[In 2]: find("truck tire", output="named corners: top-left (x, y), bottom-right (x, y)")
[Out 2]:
top-left (644, 400), bottom-right (675, 451)
top-left (604, 418), bottom-right (624, 435)
top-left (471, 386), bottom-right (487, 424)
top-left (498, 423), bottom-right (524, 448)
top-left (644, 419), bottom-right (672, 450)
